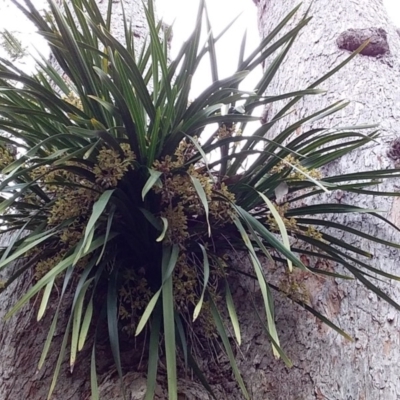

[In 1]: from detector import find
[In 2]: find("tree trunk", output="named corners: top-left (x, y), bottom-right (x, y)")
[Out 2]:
top-left (0, 1), bottom-right (152, 399)
top-left (244, 0), bottom-right (400, 399)
top-left (3, 1), bottom-right (400, 399)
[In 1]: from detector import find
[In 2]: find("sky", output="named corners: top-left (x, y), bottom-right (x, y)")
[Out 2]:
top-left (0, 0), bottom-right (399, 98)
top-left (384, 0), bottom-right (400, 25)
top-left (0, 1), bottom-right (399, 82)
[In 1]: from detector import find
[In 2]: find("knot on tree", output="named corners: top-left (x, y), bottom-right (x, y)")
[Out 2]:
top-left (336, 28), bottom-right (390, 57)
top-left (388, 138), bottom-right (400, 164)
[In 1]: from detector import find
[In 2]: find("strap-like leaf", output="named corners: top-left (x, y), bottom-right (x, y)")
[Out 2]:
top-left (225, 281), bottom-right (241, 345)
top-left (190, 175), bottom-right (211, 236)
top-left (193, 244), bottom-right (210, 321)
top-left (145, 307), bottom-right (162, 400)
top-left (258, 191), bottom-right (293, 271)
top-left (161, 245), bottom-right (178, 400)
top-left (209, 297), bottom-right (250, 400)
top-left (142, 169), bottom-right (162, 201)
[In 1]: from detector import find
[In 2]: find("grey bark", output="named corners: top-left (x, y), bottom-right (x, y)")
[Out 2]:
top-left (0, 1), bottom-right (151, 399)
top-left (243, 0), bottom-right (400, 399)
top-left (3, 0), bottom-right (400, 399)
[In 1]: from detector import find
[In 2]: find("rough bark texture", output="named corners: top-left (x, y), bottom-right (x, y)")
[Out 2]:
top-left (3, 1), bottom-right (400, 399)
top-left (0, 1), bottom-right (151, 399)
top-left (0, 250), bottom-right (92, 399)
top-left (243, 0), bottom-right (400, 399)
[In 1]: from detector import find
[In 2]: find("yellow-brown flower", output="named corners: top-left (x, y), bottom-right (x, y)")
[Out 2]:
top-left (93, 146), bottom-right (135, 188)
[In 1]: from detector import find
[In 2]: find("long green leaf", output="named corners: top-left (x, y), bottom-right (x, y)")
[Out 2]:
top-left (209, 298), bottom-right (249, 400)
top-left (142, 169), bottom-right (162, 200)
top-left (74, 189), bottom-right (114, 265)
top-left (190, 175), bottom-right (211, 236)
top-left (193, 244), bottom-right (210, 321)
top-left (5, 234), bottom-right (116, 319)
top-left (37, 277), bottom-right (55, 321)
top-left (233, 216), bottom-right (281, 358)
top-left (145, 303), bottom-right (161, 400)
top-left (225, 281), bottom-right (241, 345)
top-left (70, 278), bottom-right (94, 371)
top-left (91, 344), bottom-right (100, 400)
top-left (258, 191), bottom-right (293, 272)
top-left (162, 245), bottom-right (178, 400)
top-left (78, 296), bottom-right (94, 351)
top-left (107, 267), bottom-right (125, 397)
